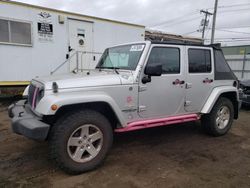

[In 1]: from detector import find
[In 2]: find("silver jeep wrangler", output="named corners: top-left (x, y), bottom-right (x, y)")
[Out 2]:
top-left (8, 41), bottom-right (240, 174)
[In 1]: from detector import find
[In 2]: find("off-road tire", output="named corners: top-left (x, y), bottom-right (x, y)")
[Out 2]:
top-left (202, 97), bottom-right (234, 137)
top-left (49, 110), bottom-right (113, 174)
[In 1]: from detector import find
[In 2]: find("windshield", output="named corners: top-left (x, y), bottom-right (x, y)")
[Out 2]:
top-left (96, 44), bottom-right (145, 70)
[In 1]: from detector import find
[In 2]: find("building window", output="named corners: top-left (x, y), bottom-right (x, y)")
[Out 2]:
top-left (188, 49), bottom-right (211, 73)
top-left (147, 47), bottom-right (180, 74)
top-left (0, 18), bottom-right (32, 45)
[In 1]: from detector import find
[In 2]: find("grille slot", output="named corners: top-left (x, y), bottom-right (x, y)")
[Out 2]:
top-left (28, 84), bottom-right (36, 106)
top-left (28, 84), bottom-right (43, 109)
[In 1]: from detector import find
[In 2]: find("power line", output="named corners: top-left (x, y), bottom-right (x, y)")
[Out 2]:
top-left (214, 26), bottom-right (250, 29)
top-left (208, 25), bottom-right (250, 29)
top-left (215, 29), bottom-right (250, 35)
top-left (208, 3), bottom-right (250, 9)
top-left (160, 16), bottom-right (202, 28)
top-left (149, 11), bottom-right (199, 27)
top-left (218, 3), bottom-right (250, 8)
top-left (205, 38), bottom-right (250, 42)
top-left (219, 8), bottom-right (250, 13)
top-left (182, 30), bottom-right (198, 35)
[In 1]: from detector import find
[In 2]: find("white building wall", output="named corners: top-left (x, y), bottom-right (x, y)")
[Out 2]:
top-left (0, 2), bottom-right (145, 82)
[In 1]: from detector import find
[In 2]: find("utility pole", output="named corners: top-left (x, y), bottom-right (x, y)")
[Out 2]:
top-left (200, 10), bottom-right (213, 43)
top-left (211, 0), bottom-right (218, 44)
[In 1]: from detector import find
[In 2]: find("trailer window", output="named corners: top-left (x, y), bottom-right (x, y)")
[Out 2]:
top-left (0, 19), bottom-right (32, 45)
top-left (0, 19), bottom-right (9, 42)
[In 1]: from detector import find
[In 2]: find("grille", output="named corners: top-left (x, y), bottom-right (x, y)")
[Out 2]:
top-left (28, 84), bottom-right (36, 105)
top-left (28, 84), bottom-right (42, 109)
top-left (243, 86), bottom-right (250, 95)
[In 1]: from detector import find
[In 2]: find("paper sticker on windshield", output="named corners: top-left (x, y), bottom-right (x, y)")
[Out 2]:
top-left (130, 45), bottom-right (145, 52)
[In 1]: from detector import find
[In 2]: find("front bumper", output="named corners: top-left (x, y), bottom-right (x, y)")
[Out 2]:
top-left (239, 92), bottom-right (250, 105)
top-left (8, 100), bottom-right (50, 141)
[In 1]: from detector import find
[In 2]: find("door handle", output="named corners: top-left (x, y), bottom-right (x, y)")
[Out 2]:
top-left (172, 79), bottom-right (185, 85)
top-left (203, 78), bottom-right (213, 83)
top-left (179, 80), bottom-right (185, 85)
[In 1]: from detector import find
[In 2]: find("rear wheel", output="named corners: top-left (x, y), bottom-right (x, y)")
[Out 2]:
top-left (49, 110), bottom-right (113, 174)
top-left (202, 97), bottom-right (234, 136)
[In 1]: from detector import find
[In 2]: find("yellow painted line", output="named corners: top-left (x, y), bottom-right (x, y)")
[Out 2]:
top-left (0, 0), bottom-right (145, 28)
top-left (0, 81), bottom-right (30, 86)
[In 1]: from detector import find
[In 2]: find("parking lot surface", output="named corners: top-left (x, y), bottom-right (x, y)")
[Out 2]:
top-left (0, 102), bottom-right (250, 188)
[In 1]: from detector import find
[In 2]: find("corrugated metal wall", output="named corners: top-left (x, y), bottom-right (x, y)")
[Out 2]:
top-left (225, 55), bottom-right (250, 80)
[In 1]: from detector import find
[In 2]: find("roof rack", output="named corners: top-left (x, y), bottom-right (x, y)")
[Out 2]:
top-left (150, 40), bottom-right (221, 49)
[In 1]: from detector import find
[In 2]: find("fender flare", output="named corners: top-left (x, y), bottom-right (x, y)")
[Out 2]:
top-left (35, 92), bottom-right (127, 125)
top-left (201, 86), bottom-right (239, 114)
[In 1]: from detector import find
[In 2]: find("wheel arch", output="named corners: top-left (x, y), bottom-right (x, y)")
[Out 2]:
top-left (55, 102), bottom-right (122, 129)
top-left (201, 86), bottom-right (239, 119)
top-left (37, 93), bottom-right (127, 128)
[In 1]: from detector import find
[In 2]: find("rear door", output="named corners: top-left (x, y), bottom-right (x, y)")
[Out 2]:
top-left (68, 19), bottom-right (94, 71)
top-left (138, 45), bottom-right (186, 118)
top-left (185, 47), bottom-right (214, 112)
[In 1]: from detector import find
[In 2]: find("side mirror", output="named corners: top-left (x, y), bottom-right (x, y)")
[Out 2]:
top-left (144, 64), bottom-right (162, 76)
top-left (142, 64), bottom-right (162, 84)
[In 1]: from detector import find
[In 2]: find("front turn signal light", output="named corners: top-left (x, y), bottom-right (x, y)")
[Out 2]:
top-left (51, 104), bottom-right (58, 111)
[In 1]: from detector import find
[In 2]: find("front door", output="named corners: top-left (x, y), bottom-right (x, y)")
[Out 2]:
top-left (68, 19), bottom-right (94, 71)
top-left (185, 47), bottom-right (214, 112)
top-left (138, 45), bottom-right (186, 119)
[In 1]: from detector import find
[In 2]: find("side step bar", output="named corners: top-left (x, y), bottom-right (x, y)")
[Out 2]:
top-left (115, 114), bottom-right (200, 133)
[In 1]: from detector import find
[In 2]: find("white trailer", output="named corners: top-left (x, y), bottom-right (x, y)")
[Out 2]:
top-left (0, 0), bottom-right (145, 86)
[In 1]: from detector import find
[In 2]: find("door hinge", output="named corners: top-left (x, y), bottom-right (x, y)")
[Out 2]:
top-left (185, 83), bottom-right (192, 89)
top-left (139, 85), bottom-right (147, 92)
top-left (138, 105), bottom-right (147, 112)
top-left (184, 101), bottom-right (191, 106)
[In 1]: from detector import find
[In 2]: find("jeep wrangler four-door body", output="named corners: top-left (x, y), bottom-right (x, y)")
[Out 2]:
top-left (8, 41), bottom-right (240, 174)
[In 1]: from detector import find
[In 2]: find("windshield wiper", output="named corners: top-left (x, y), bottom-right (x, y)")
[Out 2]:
top-left (102, 67), bottom-right (120, 74)
top-left (96, 66), bottom-right (119, 74)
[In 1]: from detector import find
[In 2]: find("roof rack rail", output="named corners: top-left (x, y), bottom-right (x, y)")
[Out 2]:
top-left (149, 40), bottom-right (222, 48)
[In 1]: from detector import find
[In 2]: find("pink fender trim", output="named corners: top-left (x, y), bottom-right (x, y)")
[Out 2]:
top-left (115, 114), bottom-right (199, 133)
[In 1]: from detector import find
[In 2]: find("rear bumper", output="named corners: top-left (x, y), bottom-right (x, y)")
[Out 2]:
top-left (8, 100), bottom-right (50, 141)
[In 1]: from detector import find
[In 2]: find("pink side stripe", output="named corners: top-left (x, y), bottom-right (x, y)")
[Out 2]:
top-left (32, 87), bottom-right (39, 109)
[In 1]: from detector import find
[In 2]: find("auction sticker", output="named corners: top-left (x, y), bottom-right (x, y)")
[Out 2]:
top-left (130, 45), bottom-right (145, 52)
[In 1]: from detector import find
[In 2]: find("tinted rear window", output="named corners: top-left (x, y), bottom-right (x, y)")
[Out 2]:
top-left (188, 49), bottom-right (211, 73)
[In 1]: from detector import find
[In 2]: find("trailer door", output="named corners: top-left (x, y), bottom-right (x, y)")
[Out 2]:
top-left (68, 19), bottom-right (94, 71)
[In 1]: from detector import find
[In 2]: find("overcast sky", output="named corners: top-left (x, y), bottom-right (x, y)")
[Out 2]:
top-left (16, 0), bottom-right (250, 46)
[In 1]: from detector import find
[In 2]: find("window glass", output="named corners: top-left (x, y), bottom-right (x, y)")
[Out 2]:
top-left (97, 44), bottom-right (144, 70)
top-left (188, 49), bottom-right (211, 73)
top-left (0, 19), bottom-right (9, 43)
top-left (147, 47), bottom-right (180, 74)
top-left (214, 50), bottom-right (231, 72)
top-left (10, 21), bottom-right (31, 44)
top-left (214, 49), bottom-right (236, 80)
top-left (0, 19), bottom-right (32, 45)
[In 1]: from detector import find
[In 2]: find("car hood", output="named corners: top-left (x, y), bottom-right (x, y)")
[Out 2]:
top-left (240, 80), bottom-right (250, 87)
top-left (33, 70), bottom-right (135, 90)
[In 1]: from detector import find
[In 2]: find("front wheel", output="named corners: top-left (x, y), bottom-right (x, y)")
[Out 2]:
top-left (49, 110), bottom-right (113, 174)
top-left (202, 97), bottom-right (234, 136)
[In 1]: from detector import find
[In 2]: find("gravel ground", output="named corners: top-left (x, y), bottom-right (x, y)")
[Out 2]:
top-left (0, 102), bottom-right (250, 188)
